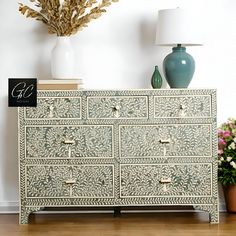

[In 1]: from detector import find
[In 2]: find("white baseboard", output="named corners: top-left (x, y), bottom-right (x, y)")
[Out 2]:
top-left (0, 201), bottom-right (19, 213)
top-left (0, 201), bottom-right (226, 214)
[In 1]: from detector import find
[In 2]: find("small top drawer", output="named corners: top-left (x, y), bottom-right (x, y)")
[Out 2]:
top-left (24, 97), bottom-right (81, 119)
top-left (87, 96), bottom-right (148, 119)
top-left (154, 95), bottom-right (211, 118)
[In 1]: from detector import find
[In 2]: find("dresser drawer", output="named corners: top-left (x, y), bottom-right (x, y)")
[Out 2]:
top-left (26, 165), bottom-right (114, 198)
top-left (154, 95), bottom-right (211, 118)
top-left (120, 163), bottom-right (212, 198)
top-left (87, 96), bottom-right (148, 119)
top-left (119, 124), bottom-right (212, 158)
top-left (25, 125), bottom-right (113, 158)
top-left (24, 97), bottom-right (81, 119)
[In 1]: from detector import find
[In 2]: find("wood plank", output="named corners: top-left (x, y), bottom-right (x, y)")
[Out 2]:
top-left (0, 213), bottom-right (235, 236)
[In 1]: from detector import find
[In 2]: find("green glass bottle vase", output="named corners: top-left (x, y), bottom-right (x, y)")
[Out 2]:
top-left (151, 66), bottom-right (162, 89)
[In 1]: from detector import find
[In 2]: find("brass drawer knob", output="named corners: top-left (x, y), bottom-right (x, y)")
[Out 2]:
top-left (63, 139), bottom-right (75, 144)
top-left (48, 105), bottom-right (55, 118)
top-left (179, 104), bottom-right (186, 117)
top-left (65, 179), bottom-right (76, 184)
top-left (112, 105), bottom-right (120, 111)
top-left (112, 105), bottom-right (120, 118)
top-left (159, 139), bottom-right (171, 144)
top-left (159, 178), bottom-right (171, 184)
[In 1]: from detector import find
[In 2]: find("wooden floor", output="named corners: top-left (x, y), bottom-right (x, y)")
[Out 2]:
top-left (0, 212), bottom-right (235, 236)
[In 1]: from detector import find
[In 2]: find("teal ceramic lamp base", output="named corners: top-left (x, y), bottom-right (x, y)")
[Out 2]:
top-left (164, 44), bottom-right (195, 88)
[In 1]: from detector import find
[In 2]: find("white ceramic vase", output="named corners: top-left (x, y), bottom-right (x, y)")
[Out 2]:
top-left (51, 36), bottom-right (75, 79)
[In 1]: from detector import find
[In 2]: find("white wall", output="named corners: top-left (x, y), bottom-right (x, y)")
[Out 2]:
top-left (0, 0), bottom-right (236, 211)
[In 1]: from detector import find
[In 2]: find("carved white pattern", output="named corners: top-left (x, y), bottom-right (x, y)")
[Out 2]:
top-left (154, 95), bottom-right (211, 118)
top-left (18, 89), bottom-right (218, 224)
top-left (26, 165), bottom-right (114, 198)
top-left (25, 97), bottom-right (81, 119)
top-left (120, 124), bottom-right (211, 158)
top-left (87, 96), bottom-right (148, 119)
top-left (25, 125), bottom-right (113, 158)
top-left (72, 165), bottom-right (114, 198)
top-left (26, 165), bottom-right (70, 197)
top-left (120, 164), bottom-right (212, 197)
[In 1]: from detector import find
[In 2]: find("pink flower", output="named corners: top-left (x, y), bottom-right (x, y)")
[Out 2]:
top-left (218, 138), bottom-right (226, 146)
top-left (218, 149), bottom-right (223, 155)
top-left (218, 138), bottom-right (226, 151)
top-left (223, 130), bottom-right (231, 137)
top-left (218, 130), bottom-right (224, 137)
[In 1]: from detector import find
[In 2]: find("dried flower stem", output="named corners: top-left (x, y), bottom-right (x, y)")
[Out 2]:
top-left (19, 0), bottom-right (119, 36)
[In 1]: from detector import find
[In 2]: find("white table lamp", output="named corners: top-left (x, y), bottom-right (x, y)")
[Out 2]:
top-left (156, 8), bottom-right (203, 88)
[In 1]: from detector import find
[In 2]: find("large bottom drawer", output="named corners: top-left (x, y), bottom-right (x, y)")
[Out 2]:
top-left (120, 163), bottom-right (212, 198)
top-left (26, 165), bottom-right (114, 198)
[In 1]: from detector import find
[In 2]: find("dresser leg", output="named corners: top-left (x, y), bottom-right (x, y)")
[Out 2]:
top-left (193, 204), bottom-right (219, 223)
top-left (114, 207), bottom-right (121, 217)
top-left (19, 206), bottom-right (42, 224)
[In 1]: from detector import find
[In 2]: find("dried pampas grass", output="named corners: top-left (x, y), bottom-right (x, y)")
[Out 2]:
top-left (19, 0), bottom-right (119, 36)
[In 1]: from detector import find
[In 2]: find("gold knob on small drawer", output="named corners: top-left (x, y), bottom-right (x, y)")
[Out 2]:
top-left (159, 139), bottom-right (171, 144)
top-left (48, 105), bottom-right (55, 118)
top-left (159, 178), bottom-right (171, 184)
top-left (112, 105), bottom-right (120, 118)
top-left (179, 104), bottom-right (186, 110)
top-left (65, 179), bottom-right (76, 184)
top-left (112, 105), bottom-right (120, 111)
top-left (112, 105), bottom-right (120, 112)
top-left (63, 139), bottom-right (75, 144)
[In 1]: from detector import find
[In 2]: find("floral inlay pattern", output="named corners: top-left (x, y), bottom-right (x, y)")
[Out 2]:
top-left (120, 164), bottom-right (212, 197)
top-left (26, 165), bottom-right (114, 198)
top-left (26, 126), bottom-right (113, 158)
top-left (26, 166), bottom-right (70, 197)
top-left (18, 89), bottom-right (218, 224)
top-left (154, 96), bottom-right (211, 118)
top-left (25, 98), bottom-right (81, 119)
top-left (87, 96), bottom-right (148, 119)
top-left (120, 125), bottom-right (211, 157)
top-left (72, 165), bottom-right (114, 197)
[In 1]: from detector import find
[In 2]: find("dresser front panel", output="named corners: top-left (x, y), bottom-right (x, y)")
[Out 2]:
top-left (119, 124), bottom-right (212, 158)
top-left (120, 163), bottom-right (212, 198)
top-left (18, 89), bottom-right (218, 224)
top-left (154, 95), bottom-right (211, 118)
top-left (26, 165), bottom-right (115, 198)
top-left (24, 97), bottom-right (81, 120)
top-left (87, 96), bottom-right (148, 119)
top-left (25, 125), bottom-right (113, 158)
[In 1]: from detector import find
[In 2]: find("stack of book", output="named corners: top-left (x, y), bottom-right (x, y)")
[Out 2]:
top-left (37, 79), bottom-right (83, 90)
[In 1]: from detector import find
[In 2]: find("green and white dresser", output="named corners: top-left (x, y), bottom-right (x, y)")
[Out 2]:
top-left (18, 89), bottom-right (219, 224)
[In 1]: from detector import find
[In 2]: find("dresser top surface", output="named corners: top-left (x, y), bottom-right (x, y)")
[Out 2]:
top-left (35, 89), bottom-right (216, 97)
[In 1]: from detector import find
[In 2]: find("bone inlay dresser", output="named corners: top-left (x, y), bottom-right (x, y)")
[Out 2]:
top-left (18, 89), bottom-right (219, 224)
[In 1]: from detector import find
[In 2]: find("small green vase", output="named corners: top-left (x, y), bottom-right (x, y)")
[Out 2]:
top-left (151, 66), bottom-right (162, 89)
